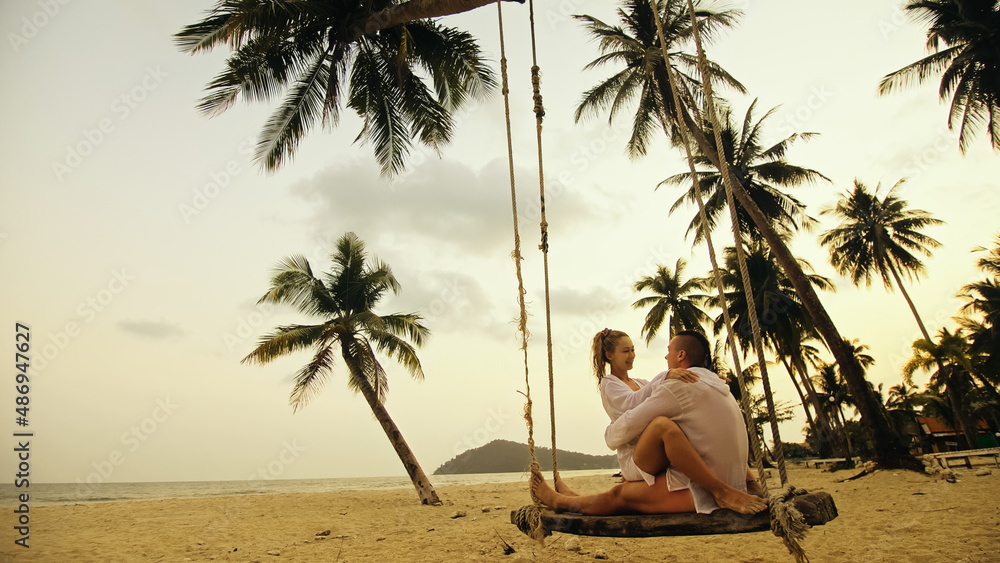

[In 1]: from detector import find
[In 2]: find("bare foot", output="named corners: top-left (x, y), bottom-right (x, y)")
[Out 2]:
top-left (530, 470), bottom-right (562, 510)
top-left (715, 487), bottom-right (769, 514)
top-left (554, 472), bottom-right (579, 496)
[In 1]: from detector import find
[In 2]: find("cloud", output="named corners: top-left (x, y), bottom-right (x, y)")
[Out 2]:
top-left (118, 319), bottom-right (185, 339)
top-left (290, 157), bottom-right (601, 260)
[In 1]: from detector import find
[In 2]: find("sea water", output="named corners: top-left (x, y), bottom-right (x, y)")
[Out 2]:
top-left (0, 469), bottom-right (613, 507)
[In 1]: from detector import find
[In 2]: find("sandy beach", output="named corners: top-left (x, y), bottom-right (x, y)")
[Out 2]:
top-left (4, 465), bottom-right (998, 562)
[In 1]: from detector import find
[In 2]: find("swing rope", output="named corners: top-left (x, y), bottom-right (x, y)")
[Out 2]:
top-left (499, 0), bottom-right (817, 556)
top-left (495, 0), bottom-right (540, 503)
top-left (525, 0), bottom-right (560, 481)
top-left (647, 1), bottom-right (768, 496)
top-left (675, 0), bottom-right (808, 558)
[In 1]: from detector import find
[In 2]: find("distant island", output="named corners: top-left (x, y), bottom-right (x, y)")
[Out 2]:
top-left (433, 439), bottom-right (618, 475)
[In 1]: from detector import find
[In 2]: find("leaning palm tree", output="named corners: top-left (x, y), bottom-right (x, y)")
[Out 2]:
top-left (878, 0), bottom-right (1000, 152)
top-left (663, 99), bottom-right (827, 245)
top-left (573, 0), bottom-right (745, 158)
top-left (631, 258), bottom-right (710, 344)
top-left (704, 242), bottom-right (844, 456)
top-left (176, 0), bottom-right (505, 175)
top-left (243, 232), bottom-right (441, 505)
top-left (582, 0), bottom-right (916, 469)
top-left (820, 179), bottom-right (944, 344)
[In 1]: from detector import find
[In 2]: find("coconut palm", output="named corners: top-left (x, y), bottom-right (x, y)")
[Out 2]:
top-left (243, 232), bottom-right (440, 505)
top-left (632, 258), bottom-right (711, 344)
top-left (574, 0), bottom-right (745, 158)
top-left (704, 242), bottom-right (844, 456)
top-left (878, 0), bottom-right (1000, 152)
top-left (175, 0), bottom-right (503, 175)
top-left (820, 179), bottom-right (944, 343)
top-left (578, 0), bottom-right (917, 469)
top-left (902, 328), bottom-right (980, 449)
top-left (663, 99), bottom-right (827, 245)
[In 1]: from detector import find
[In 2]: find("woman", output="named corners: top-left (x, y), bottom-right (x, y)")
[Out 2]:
top-left (533, 329), bottom-right (766, 515)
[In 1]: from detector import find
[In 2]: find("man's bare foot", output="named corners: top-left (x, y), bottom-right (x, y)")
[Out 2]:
top-left (715, 487), bottom-right (769, 514)
top-left (746, 479), bottom-right (766, 497)
top-left (554, 472), bottom-right (579, 496)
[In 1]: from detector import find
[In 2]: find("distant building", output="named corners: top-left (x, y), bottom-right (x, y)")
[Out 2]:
top-left (912, 417), bottom-right (998, 453)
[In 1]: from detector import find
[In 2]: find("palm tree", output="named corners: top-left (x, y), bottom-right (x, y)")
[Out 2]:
top-left (576, 0), bottom-right (917, 469)
top-left (632, 258), bottom-right (710, 344)
top-left (242, 232), bottom-right (441, 505)
top-left (663, 99), bottom-right (827, 245)
top-left (574, 0), bottom-right (745, 158)
top-left (820, 179), bottom-right (944, 344)
top-left (902, 328), bottom-right (980, 449)
top-left (704, 242), bottom-right (844, 456)
top-left (878, 0), bottom-right (1000, 152)
top-left (176, 0), bottom-right (503, 175)
top-left (959, 235), bottom-right (1000, 380)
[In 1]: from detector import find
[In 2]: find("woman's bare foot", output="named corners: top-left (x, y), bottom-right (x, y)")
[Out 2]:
top-left (554, 472), bottom-right (579, 496)
top-left (714, 487), bottom-right (769, 514)
top-left (530, 470), bottom-right (561, 510)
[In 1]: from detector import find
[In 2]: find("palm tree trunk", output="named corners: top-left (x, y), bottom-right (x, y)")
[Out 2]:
top-left (781, 358), bottom-right (825, 455)
top-left (887, 262), bottom-right (978, 450)
top-left (344, 0), bottom-right (524, 41)
top-left (790, 354), bottom-right (845, 456)
top-left (342, 345), bottom-right (442, 505)
top-left (667, 100), bottom-right (918, 470)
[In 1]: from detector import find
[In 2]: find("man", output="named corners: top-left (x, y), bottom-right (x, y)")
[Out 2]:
top-left (532, 331), bottom-right (765, 515)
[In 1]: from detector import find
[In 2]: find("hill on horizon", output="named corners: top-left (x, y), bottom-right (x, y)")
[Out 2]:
top-left (433, 439), bottom-right (618, 475)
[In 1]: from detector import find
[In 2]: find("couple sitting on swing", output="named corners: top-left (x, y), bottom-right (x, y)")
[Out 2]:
top-left (531, 329), bottom-right (769, 516)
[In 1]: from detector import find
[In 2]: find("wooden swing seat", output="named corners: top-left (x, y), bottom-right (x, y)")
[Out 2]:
top-left (510, 490), bottom-right (837, 538)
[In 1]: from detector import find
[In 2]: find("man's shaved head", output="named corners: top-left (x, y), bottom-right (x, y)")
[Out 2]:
top-left (674, 331), bottom-right (711, 368)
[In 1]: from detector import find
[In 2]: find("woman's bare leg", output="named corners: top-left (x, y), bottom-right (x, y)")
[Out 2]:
top-left (632, 416), bottom-right (767, 514)
top-left (532, 471), bottom-right (694, 515)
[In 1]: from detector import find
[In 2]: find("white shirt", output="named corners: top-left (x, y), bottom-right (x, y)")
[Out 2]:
top-left (605, 367), bottom-right (750, 514)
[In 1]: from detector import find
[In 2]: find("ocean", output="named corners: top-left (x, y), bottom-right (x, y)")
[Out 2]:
top-left (0, 468), bottom-right (613, 507)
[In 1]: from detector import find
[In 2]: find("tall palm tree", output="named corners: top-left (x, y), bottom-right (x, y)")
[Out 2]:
top-left (878, 0), bottom-right (1000, 152)
top-left (176, 0), bottom-right (502, 175)
top-left (663, 99), bottom-right (827, 245)
top-left (243, 232), bottom-right (441, 505)
top-left (704, 242), bottom-right (844, 456)
top-left (902, 328), bottom-right (980, 449)
top-left (820, 179), bottom-right (944, 343)
top-left (632, 258), bottom-right (710, 344)
top-left (574, 0), bottom-right (745, 158)
top-left (578, 0), bottom-right (917, 469)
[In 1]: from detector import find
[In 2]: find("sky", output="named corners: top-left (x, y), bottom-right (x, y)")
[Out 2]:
top-left (1, 1), bottom-right (997, 489)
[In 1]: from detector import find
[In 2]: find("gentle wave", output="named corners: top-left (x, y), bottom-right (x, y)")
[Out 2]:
top-left (0, 469), bottom-right (615, 507)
